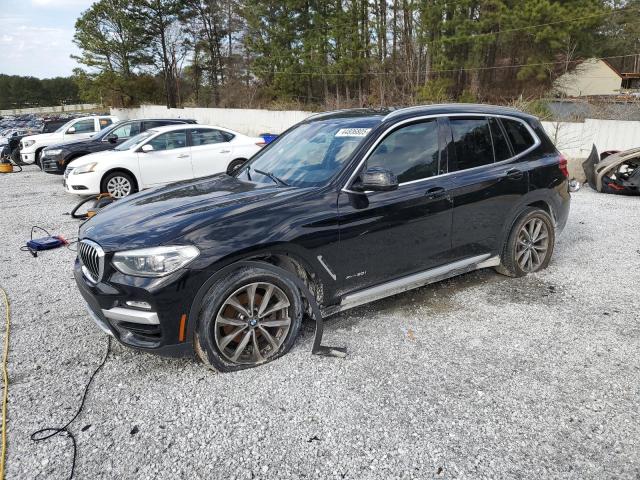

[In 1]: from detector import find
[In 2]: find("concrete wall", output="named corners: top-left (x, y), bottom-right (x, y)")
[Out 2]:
top-left (111, 105), bottom-right (640, 181)
top-left (553, 59), bottom-right (622, 97)
top-left (0, 104), bottom-right (100, 116)
top-left (111, 105), bottom-right (314, 136)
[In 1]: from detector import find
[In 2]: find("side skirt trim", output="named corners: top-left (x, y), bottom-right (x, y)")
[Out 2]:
top-left (335, 254), bottom-right (498, 314)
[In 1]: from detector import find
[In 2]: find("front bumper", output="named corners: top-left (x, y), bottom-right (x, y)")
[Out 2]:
top-left (65, 171), bottom-right (101, 195)
top-left (42, 153), bottom-right (66, 174)
top-left (74, 259), bottom-right (196, 357)
top-left (20, 151), bottom-right (35, 164)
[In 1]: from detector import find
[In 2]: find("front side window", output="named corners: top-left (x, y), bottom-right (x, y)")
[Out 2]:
top-left (115, 130), bottom-right (156, 151)
top-left (72, 119), bottom-right (96, 134)
top-left (367, 120), bottom-right (440, 183)
top-left (503, 119), bottom-right (535, 154)
top-left (236, 119), bottom-right (378, 188)
top-left (190, 128), bottom-right (227, 146)
top-left (449, 117), bottom-right (494, 171)
top-left (147, 131), bottom-right (187, 151)
top-left (111, 122), bottom-right (140, 139)
top-left (99, 118), bottom-right (113, 129)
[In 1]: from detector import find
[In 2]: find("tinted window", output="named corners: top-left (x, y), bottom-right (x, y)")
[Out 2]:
top-left (190, 128), bottom-right (227, 146)
top-left (489, 117), bottom-right (512, 161)
top-left (99, 118), bottom-right (113, 129)
top-left (449, 118), bottom-right (494, 171)
top-left (147, 131), bottom-right (187, 151)
top-left (111, 122), bottom-right (140, 139)
top-left (72, 119), bottom-right (95, 133)
top-left (367, 121), bottom-right (439, 183)
top-left (503, 119), bottom-right (534, 154)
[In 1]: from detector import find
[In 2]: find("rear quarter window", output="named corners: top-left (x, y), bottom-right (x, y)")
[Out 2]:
top-left (503, 119), bottom-right (535, 154)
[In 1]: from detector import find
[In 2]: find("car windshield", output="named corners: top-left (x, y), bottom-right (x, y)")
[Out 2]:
top-left (114, 130), bottom-right (156, 151)
top-left (235, 118), bottom-right (379, 188)
top-left (54, 119), bottom-right (78, 133)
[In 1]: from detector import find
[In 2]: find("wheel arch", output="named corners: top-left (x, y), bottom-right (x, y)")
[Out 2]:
top-left (497, 193), bottom-right (556, 255)
top-left (185, 244), bottom-right (327, 344)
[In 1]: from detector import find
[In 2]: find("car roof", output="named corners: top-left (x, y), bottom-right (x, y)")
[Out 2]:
top-left (119, 118), bottom-right (197, 123)
top-left (302, 104), bottom-right (537, 125)
top-left (146, 123), bottom-right (240, 134)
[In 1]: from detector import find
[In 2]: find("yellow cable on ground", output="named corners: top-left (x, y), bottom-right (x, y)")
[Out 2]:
top-left (0, 287), bottom-right (10, 480)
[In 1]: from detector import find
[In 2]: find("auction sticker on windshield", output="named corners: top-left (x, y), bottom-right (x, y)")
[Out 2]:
top-left (335, 128), bottom-right (371, 137)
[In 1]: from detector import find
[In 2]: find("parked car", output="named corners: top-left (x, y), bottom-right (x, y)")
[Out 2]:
top-left (74, 104), bottom-right (571, 372)
top-left (64, 124), bottom-right (263, 197)
top-left (42, 118), bottom-right (197, 175)
top-left (19, 115), bottom-right (118, 167)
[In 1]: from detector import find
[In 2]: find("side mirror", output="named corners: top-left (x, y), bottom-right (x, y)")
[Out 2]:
top-left (106, 134), bottom-right (118, 144)
top-left (67, 127), bottom-right (76, 134)
top-left (353, 167), bottom-right (399, 192)
top-left (141, 144), bottom-right (154, 152)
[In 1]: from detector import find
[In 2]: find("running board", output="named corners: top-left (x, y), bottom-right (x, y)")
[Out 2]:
top-left (336, 254), bottom-right (500, 313)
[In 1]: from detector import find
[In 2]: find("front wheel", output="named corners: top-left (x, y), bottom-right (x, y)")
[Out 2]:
top-left (195, 266), bottom-right (303, 372)
top-left (495, 207), bottom-right (555, 277)
top-left (101, 171), bottom-right (137, 198)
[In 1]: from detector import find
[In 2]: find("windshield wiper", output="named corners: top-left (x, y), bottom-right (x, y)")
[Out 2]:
top-left (254, 168), bottom-right (289, 187)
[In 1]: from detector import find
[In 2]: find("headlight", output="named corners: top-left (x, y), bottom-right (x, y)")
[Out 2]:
top-left (23, 140), bottom-right (35, 148)
top-left (72, 162), bottom-right (98, 174)
top-left (45, 148), bottom-right (63, 155)
top-left (112, 245), bottom-right (200, 277)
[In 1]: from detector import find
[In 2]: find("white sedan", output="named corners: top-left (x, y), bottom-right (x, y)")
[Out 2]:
top-left (64, 124), bottom-right (264, 198)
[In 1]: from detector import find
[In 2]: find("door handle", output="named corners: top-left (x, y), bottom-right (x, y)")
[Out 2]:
top-left (177, 154), bottom-right (189, 158)
top-left (505, 168), bottom-right (523, 180)
top-left (425, 187), bottom-right (446, 200)
top-left (219, 149), bottom-right (231, 154)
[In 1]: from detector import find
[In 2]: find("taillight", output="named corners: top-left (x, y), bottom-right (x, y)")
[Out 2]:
top-left (559, 155), bottom-right (569, 178)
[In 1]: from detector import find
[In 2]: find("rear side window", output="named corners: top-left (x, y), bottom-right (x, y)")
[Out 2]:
top-left (449, 117), bottom-right (494, 171)
top-left (503, 119), bottom-right (535, 154)
top-left (367, 120), bottom-right (440, 183)
top-left (488, 117), bottom-right (511, 161)
top-left (99, 118), bottom-right (113, 129)
top-left (190, 128), bottom-right (228, 146)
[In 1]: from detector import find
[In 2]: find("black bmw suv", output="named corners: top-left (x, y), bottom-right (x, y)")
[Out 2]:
top-left (74, 104), bottom-right (571, 372)
top-left (41, 118), bottom-right (197, 174)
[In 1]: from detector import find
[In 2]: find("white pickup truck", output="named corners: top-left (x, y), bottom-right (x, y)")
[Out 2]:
top-left (20, 115), bottom-right (119, 166)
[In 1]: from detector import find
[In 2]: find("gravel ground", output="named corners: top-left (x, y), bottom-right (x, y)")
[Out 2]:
top-left (1, 166), bottom-right (639, 479)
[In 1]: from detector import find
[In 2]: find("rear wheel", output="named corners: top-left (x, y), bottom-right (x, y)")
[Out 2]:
top-left (195, 266), bottom-right (303, 372)
top-left (101, 171), bottom-right (137, 198)
top-left (496, 207), bottom-right (555, 277)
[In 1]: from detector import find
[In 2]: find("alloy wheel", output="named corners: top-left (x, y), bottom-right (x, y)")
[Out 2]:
top-left (516, 217), bottom-right (549, 272)
top-left (214, 282), bottom-right (291, 365)
top-left (106, 176), bottom-right (132, 198)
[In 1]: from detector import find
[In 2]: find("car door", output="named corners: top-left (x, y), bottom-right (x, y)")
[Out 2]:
top-left (335, 118), bottom-right (455, 291)
top-left (445, 115), bottom-right (530, 257)
top-left (63, 118), bottom-right (96, 141)
top-left (137, 130), bottom-right (193, 187)
top-left (188, 128), bottom-right (235, 177)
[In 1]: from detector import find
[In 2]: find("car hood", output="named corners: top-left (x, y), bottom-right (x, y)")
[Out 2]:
top-left (47, 137), bottom-right (95, 150)
top-left (79, 174), bottom-right (311, 250)
top-left (68, 149), bottom-right (118, 168)
top-left (23, 132), bottom-right (59, 144)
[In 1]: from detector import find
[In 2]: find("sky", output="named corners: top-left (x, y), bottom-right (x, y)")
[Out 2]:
top-left (0, 0), bottom-right (95, 78)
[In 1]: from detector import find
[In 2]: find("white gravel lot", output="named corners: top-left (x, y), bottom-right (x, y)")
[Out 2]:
top-left (1, 166), bottom-right (639, 479)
